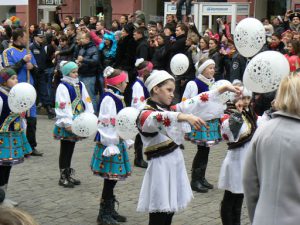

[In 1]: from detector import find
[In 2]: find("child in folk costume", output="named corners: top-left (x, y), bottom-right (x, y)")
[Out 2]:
top-left (132, 58), bottom-right (153, 168)
top-left (218, 87), bottom-right (257, 225)
top-left (53, 61), bottom-right (94, 188)
top-left (0, 68), bottom-right (32, 207)
top-left (136, 70), bottom-right (240, 225)
top-left (90, 66), bottom-right (131, 225)
top-left (182, 57), bottom-right (222, 193)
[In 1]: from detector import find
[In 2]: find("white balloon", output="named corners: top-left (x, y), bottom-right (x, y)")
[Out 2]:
top-left (170, 53), bottom-right (189, 75)
top-left (116, 107), bottom-right (139, 140)
top-left (71, 112), bottom-right (98, 137)
top-left (234, 18), bottom-right (266, 58)
top-left (243, 51), bottom-right (290, 93)
top-left (210, 80), bottom-right (235, 103)
top-left (8, 83), bottom-right (37, 113)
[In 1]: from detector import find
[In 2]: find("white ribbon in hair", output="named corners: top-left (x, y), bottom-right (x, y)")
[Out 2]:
top-left (195, 59), bottom-right (215, 76)
top-left (145, 70), bottom-right (175, 92)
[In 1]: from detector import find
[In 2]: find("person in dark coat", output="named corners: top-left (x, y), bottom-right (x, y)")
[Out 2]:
top-left (208, 38), bottom-right (224, 81)
top-left (133, 27), bottom-right (150, 60)
top-left (166, 23), bottom-right (188, 103)
top-left (152, 33), bottom-right (168, 70)
top-left (115, 24), bottom-right (137, 106)
top-left (268, 33), bottom-right (287, 54)
top-left (30, 29), bottom-right (55, 119)
top-left (54, 24), bottom-right (77, 60)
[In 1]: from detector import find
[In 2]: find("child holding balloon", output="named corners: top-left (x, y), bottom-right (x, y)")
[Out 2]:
top-left (131, 58), bottom-right (153, 168)
top-left (53, 61), bottom-right (94, 188)
top-left (90, 66), bottom-right (130, 225)
top-left (0, 68), bottom-right (32, 207)
top-left (182, 57), bottom-right (223, 193)
top-left (218, 87), bottom-right (257, 225)
top-left (136, 70), bottom-right (240, 224)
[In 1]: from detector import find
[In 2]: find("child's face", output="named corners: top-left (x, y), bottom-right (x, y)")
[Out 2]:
top-left (6, 75), bottom-right (18, 88)
top-left (116, 81), bottom-right (128, 93)
top-left (235, 99), bottom-right (244, 112)
top-left (69, 68), bottom-right (78, 79)
top-left (202, 64), bottom-right (215, 79)
top-left (153, 80), bottom-right (175, 106)
top-left (242, 96), bottom-right (251, 108)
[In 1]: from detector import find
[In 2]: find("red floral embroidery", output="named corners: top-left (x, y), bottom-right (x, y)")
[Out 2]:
top-left (163, 117), bottom-right (171, 127)
top-left (170, 105), bottom-right (177, 111)
top-left (222, 133), bottom-right (229, 141)
top-left (200, 93), bottom-right (209, 102)
top-left (156, 113), bottom-right (163, 122)
top-left (20, 112), bottom-right (26, 118)
top-left (59, 102), bottom-right (66, 109)
top-left (133, 97), bottom-right (138, 103)
top-left (140, 96), bottom-right (145, 102)
top-left (110, 118), bottom-right (116, 126)
top-left (220, 114), bottom-right (230, 123)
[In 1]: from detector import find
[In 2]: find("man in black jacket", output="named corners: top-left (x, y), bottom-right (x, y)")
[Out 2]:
top-left (30, 30), bottom-right (55, 119)
top-left (133, 27), bottom-right (150, 60)
top-left (75, 32), bottom-right (99, 111)
top-left (55, 24), bottom-right (77, 60)
top-left (167, 23), bottom-right (188, 103)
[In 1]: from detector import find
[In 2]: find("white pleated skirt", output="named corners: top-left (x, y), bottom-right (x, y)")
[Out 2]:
top-left (137, 148), bottom-right (193, 213)
top-left (218, 142), bottom-right (250, 194)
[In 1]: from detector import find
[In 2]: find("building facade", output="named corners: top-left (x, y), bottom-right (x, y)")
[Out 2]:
top-left (4, 0), bottom-right (298, 25)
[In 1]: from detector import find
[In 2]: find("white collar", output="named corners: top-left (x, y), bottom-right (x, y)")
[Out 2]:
top-left (61, 76), bottom-right (79, 85)
top-left (197, 74), bottom-right (215, 85)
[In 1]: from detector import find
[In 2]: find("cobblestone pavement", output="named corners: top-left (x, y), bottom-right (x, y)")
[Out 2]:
top-left (7, 116), bottom-right (250, 225)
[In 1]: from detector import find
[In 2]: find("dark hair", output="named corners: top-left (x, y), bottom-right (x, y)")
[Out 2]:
top-left (65, 15), bottom-right (73, 21)
top-left (289, 39), bottom-right (300, 56)
top-left (272, 32), bottom-right (282, 40)
top-left (200, 36), bottom-right (210, 49)
top-left (136, 60), bottom-right (149, 70)
top-left (3, 25), bottom-right (12, 39)
top-left (176, 23), bottom-right (188, 35)
top-left (83, 16), bottom-right (90, 25)
top-left (134, 27), bottom-right (145, 37)
top-left (12, 28), bottom-right (25, 42)
top-left (121, 14), bottom-right (128, 22)
top-left (148, 21), bottom-right (157, 27)
top-left (59, 34), bottom-right (68, 42)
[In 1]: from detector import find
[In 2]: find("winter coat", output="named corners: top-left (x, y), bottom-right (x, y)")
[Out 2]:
top-left (243, 111), bottom-right (300, 225)
top-left (77, 41), bottom-right (99, 77)
top-left (135, 38), bottom-right (150, 60)
top-left (209, 48), bottom-right (224, 81)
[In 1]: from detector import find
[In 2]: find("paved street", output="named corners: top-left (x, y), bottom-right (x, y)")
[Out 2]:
top-left (7, 116), bottom-right (250, 225)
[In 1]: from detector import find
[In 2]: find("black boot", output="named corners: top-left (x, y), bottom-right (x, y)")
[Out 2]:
top-left (46, 105), bottom-right (56, 119)
top-left (67, 168), bottom-right (81, 185)
top-left (191, 168), bottom-right (208, 193)
top-left (59, 169), bottom-right (74, 188)
top-left (97, 199), bottom-right (119, 225)
top-left (134, 134), bottom-right (148, 168)
top-left (199, 164), bottom-right (214, 189)
top-left (111, 196), bottom-right (127, 222)
top-left (31, 148), bottom-right (44, 156)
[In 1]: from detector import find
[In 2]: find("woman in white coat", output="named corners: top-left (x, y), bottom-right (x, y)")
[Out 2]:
top-left (243, 75), bottom-right (300, 225)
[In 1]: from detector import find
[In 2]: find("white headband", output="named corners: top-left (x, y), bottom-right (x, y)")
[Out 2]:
top-left (145, 70), bottom-right (175, 92)
top-left (195, 59), bottom-right (215, 76)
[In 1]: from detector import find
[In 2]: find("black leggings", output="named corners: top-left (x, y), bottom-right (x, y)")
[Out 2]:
top-left (149, 212), bottom-right (174, 225)
top-left (59, 140), bottom-right (76, 169)
top-left (101, 179), bottom-right (117, 200)
top-left (192, 145), bottom-right (210, 169)
top-left (0, 166), bottom-right (12, 186)
top-left (221, 190), bottom-right (244, 225)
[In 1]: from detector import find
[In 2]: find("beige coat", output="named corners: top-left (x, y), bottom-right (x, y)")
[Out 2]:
top-left (243, 111), bottom-right (300, 225)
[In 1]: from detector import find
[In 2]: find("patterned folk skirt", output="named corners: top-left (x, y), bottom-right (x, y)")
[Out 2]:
top-left (90, 142), bottom-right (131, 180)
top-left (0, 131), bottom-right (32, 166)
top-left (53, 125), bottom-right (82, 142)
top-left (185, 119), bottom-right (222, 147)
